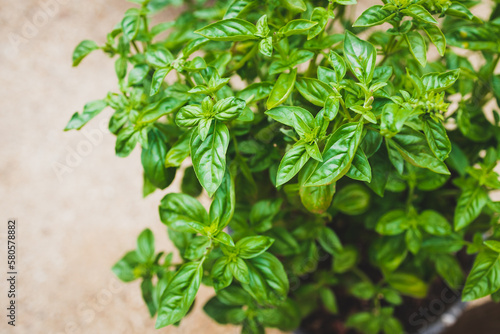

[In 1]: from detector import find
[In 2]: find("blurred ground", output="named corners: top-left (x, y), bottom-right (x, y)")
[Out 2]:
top-left (0, 1), bottom-right (497, 334)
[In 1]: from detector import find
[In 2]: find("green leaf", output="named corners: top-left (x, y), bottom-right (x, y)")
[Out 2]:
top-left (346, 149), bottom-right (372, 182)
top-left (150, 68), bottom-right (171, 96)
top-left (387, 127), bottom-right (450, 175)
top-left (265, 105), bottom-right (314, 129)
top-left (128, 64), bottom-right (149, 86)
top-left (446, 2), bottom-right (476, 21)
top-left (344, 31), bottom-right (377, 84)
top-left (423, 117), bottom-right (451, 161)
top-left (141, 278), bottom-right (156, 317)
top-left (300, 183), bottom-right (335, 214)
top-left (255, 14), bottom-right (270, 38)
top-left (462, 249), bottom-right (500, 301)
top-left (386, 272), bottom-right (428, 298)
top-left (115, 127), bottom-right (139, 158)
top-left (295, 78), bottom-right (334, 106)
top-left (353, 5), bottom-right (395, 27)
top-left (195, 18), bottom-right (258, 41)
top-left (182, 38), bottom-right (210, 57)
top-left (209, 171), bottom-right (235, 231)
top-left (237, 236), bottom-right (274, 259)
top-left (214, 231), bottom-right (235, 246)
top-left (376, 209), bottom-right (410, 235)
top-left (454, 185), bottom-right (489, 231)
top-left (165, 130), bottom-right (192, 167)
top-left (159, 193), bottom-right (208, 232)
top-left (65, 100), bottom-right (107, 130)
top-left (405, 31), bottom-right (427, 67)
top-left (279, 19), bottom-right (317, 37)
top-left (332, 184), bottom-right (371, 215)
top-left (145, 47), bottom-right (174, 68)
top-left (141, 129), bottom-right (175, 189)
top-left (121, 9), bottom-right (141, 41)
top-left (211, 257), bottom-right (233, 291)
top-left (249, 199), bottom-right (282, 232)
top-left (243, 253), bottom-right (289, 305)
top-left (328, 51), bottom-right (346, 83)
top-left (213, 97), bottom-right (246, 121)
top-left (276, 143), bottom-right (310, 186)
top-left (405, 227), bottom-right (422, 254)
top-left (156, 261), bottom-right (204, 328)
top-left (266, 69), bottom-right (297, 109)
top-left (485, 241), bottom-right (500, 253)
top-left (332, 246), bottom-right (358, 273)
top-left (203, 297), bottom-right (245, 325)
top-left (303, 122), bottom-right (364, 187)
top-left (320, 287), bottom-right (338, 314)
top-left (72, 40), bottom-right (99, 66)
top-left (112, 250), bottom-right (140, 282)
top-left (434, 254), bottom-right (464, 289)
top-left (137, 97), bottom-right (186, 126)
top-left (418, 210), bottom-right (451, 236)
top-left (318, 226), bottom-right (343, 255)
top-left (191, 122), bottom-right (230, 196)
top-left (308, 7), bottom-right (328, 39)
top-left (424, 25), bottom-right (446, 56)
top-left (176, 105), bottom-right (203, 128)
top-left (237, 82), bottom-right (273, 102)
top-left (137, 229), bottom-right (155, 263)
top-left (422, 70), bottom-right (460, 92)
top-left (402, 4), bottom-right (437, 25)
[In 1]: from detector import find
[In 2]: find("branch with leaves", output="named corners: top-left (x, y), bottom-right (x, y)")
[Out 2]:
top-left (67, 0), bottom-right (500, 333)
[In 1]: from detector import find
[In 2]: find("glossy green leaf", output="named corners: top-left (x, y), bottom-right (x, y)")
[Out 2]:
top-left (276, 143), bottom-right (310, 186)
top-left (376, 209), bottom-right (410, 235)
top-left (344, 31), bottom-right (376, 84)
top-left (266, 69), bottom-right (297, 109)
top-left (423, 117), bottom-right (451, 161)
top-left (141, 129), bottom-right (175, 189)
top-left (462, 249), bottom-right (500, 301)
top-left (308, 7), bottom-right (328, 39)
top-left (403, 4), bottom-right (437, 24)
top-left (387, 127), bottom-right (450, 175)
top-left (424, 25), bottom-right (446, 56)
top-left (386, 272), bottom-right (427, 298)
top-left (195, 18), bottom-right (258, 41)
top-left (279, 19), bottom-right (317, 37)
top-left (191, 122), bottom-right (230, 196)
top-left (159, 193), bottom-right (208, 231)
top-left (418, 210), bottom-right (451, 236)
top-left (72, 40), bottom-right (99, 66)
top-left (454, 185), bottom-right (489, 231)
top-left (405, 31), bottom-right (427, 67)
top-left (422, 70), bottom-right (460, 92)
top-left (295, 78), bottom-right (334, 106)
top-left (303, 122), bottom-right (364, 187)
top-left (156, 261), bottom-right (204, 328)
top-left (237, 236), bottom-right (274, 259)
top-left (65, 100), bottom-right (107, 130)
top-left (353, 5), bottom-right (395, 27)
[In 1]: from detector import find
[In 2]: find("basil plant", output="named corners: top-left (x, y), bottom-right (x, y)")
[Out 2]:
top-left (66, 0), bottom-right (500, 333)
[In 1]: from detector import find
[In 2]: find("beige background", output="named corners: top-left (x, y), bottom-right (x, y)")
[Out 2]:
top-left (0, 1), bottom-right (495, 334)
